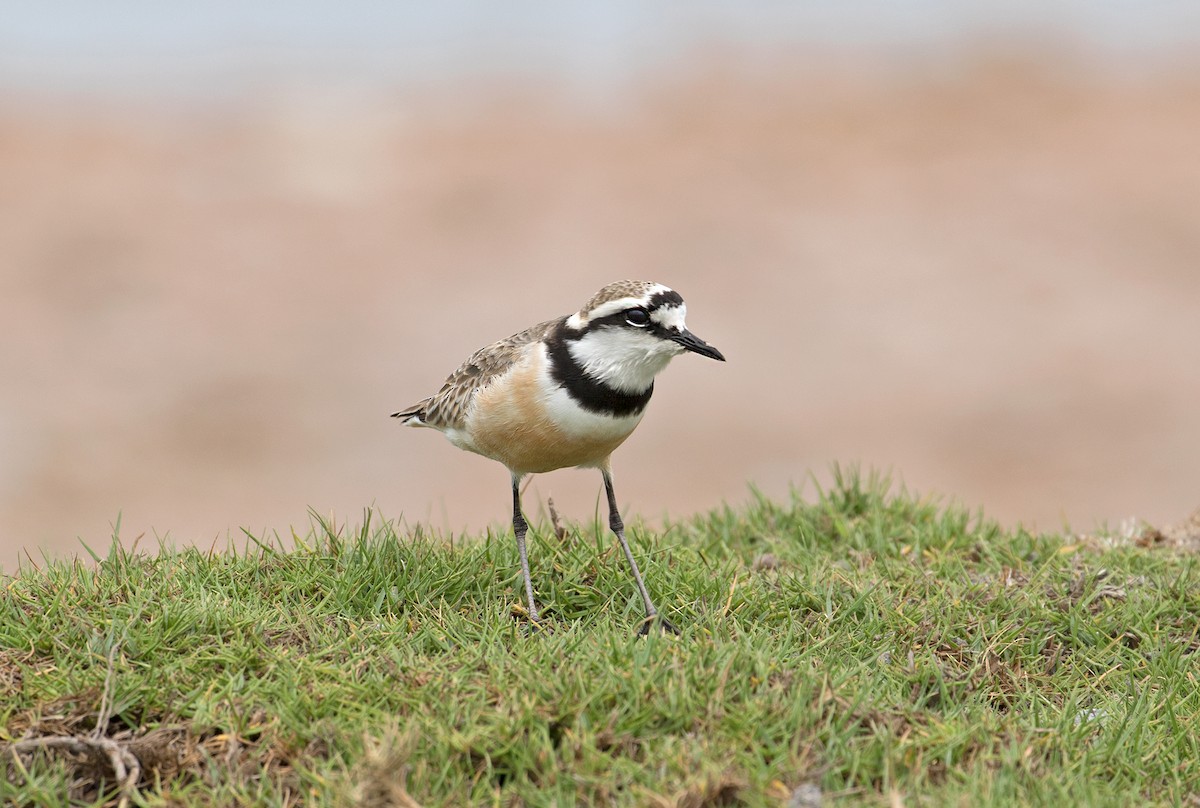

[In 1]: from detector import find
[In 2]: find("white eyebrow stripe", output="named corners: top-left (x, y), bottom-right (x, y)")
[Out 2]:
top-left (587, 297), bottom-right (651, 321)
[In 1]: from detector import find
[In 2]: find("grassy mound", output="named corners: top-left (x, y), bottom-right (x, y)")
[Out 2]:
top-left (3, 470), bottom-right (1197, 806)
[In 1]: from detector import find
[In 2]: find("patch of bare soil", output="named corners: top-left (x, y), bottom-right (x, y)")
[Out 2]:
top-left (1137, 509), bottom-right (1200, 552)
top-left (2, 695), bottom-right (319, 807)
top-left (1074, 507), bottom-right (1200, 553)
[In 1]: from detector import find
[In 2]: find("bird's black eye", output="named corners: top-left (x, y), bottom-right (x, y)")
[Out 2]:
top-left (625, 308), bottom-right (650, 327)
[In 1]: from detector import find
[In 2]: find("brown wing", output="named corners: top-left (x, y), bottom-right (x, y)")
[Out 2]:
top-left (392, 317), bottom-right (562, 430)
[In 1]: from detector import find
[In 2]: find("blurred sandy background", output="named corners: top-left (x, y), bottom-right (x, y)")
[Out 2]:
top-left (2, 5), bottom-right (1199, 570)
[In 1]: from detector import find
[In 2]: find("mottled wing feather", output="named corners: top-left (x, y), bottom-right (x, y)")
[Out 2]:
top-left (396, 318), bottom-right (562, 430)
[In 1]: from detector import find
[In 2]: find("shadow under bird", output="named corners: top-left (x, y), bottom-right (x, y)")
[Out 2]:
top-left (392, 280), bottom-right (725, 634)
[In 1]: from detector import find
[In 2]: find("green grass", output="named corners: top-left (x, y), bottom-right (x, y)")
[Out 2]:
top-left (3, 468), bottom-right (1199, 806)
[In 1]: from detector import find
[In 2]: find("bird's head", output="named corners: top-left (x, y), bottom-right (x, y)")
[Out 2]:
top-left (562, 280), bottom-right (725, 393)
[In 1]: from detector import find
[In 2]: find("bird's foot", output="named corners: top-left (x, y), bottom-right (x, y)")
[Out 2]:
top-left (636, 614), bottom-right (679, 637)
top-left (511, 603), bottom-right (546, 635)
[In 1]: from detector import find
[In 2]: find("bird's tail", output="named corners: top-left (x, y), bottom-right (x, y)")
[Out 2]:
top-left (390, 401), bottom-right (429, 427)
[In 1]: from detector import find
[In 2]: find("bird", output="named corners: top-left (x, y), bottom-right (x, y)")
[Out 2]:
top-left (392, 280), bottom-right (725, 634)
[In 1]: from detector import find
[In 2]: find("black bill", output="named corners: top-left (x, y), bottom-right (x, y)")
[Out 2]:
top-left (671, 329), bottom-right (726, 361)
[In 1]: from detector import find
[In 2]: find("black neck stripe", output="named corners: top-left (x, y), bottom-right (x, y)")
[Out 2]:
top-left (546, 322), bottom-right (653, 417)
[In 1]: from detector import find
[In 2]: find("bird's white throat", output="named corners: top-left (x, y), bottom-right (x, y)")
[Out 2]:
top-left (566, 328), bottom-right (682, 394)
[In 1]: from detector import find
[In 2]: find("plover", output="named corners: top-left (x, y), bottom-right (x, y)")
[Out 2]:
top-left (392, 280), bottom-right (724, 634)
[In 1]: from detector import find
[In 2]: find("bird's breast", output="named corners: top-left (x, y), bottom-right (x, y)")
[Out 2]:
top-left (464, 343), bottom-right (645, 474)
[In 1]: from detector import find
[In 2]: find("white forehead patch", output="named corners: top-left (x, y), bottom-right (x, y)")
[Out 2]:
top-left (587, 296), bottom-right (650, 322)
top-left (650, 303), bottom-right (688, 332)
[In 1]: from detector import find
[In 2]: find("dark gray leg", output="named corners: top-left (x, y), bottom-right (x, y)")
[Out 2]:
top-left (512, 474), bottom-right (540, 625)
top-left (602, 470), bottom-right (678, 636)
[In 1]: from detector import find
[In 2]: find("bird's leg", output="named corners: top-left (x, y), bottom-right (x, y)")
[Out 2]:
top-left (602, 470), bottom-right (678, 636)
top-left (512, 474), bottom-right (540, 626)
